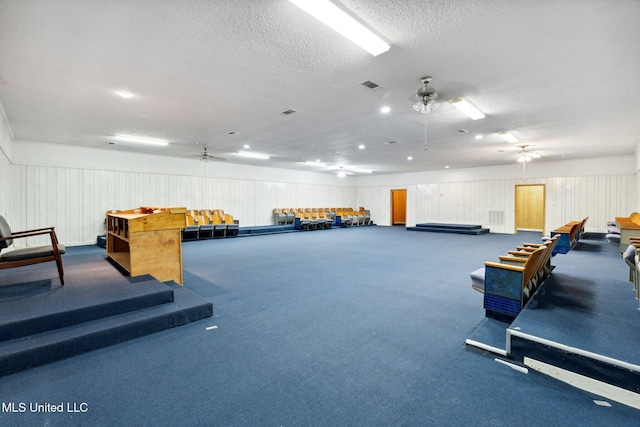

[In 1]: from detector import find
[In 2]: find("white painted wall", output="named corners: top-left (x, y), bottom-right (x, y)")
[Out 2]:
top-left (2, 107), bottom-right (639, 245)
top-left (356, 156), bottom-right (637, 234)
top-left (0, 101), bottom-right (12, 220)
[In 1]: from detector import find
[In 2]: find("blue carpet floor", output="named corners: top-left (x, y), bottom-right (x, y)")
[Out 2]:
top-left (0, 227), bottom-right (638, 426)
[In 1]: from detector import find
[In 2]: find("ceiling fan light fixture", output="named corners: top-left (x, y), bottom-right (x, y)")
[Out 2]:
top-left (498, 131), bottom-right (519, 143)
top-left (236, 151), bottom-right (270, 159)
top-left (449, 98), bottom-right (485, 120)
top-left (114, 134), bottom-right (169, 146)
top-left (413, 99), bottom-right (439, 114)
top-left (288, 0), bottom-right (390, 56)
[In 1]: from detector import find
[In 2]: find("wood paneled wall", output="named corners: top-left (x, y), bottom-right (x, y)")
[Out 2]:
top-left (7, 164), bottom-right (357, 246)
top-left (0, 148), bottom-right (9, 219)
top-left (357, 175), bottom-right (636, 235)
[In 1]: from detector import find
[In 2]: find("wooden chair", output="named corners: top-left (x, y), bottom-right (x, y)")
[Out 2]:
top-left (182, 214), bottom-right (200, 241)
top-left (0, 215), bottom-right (66, 286)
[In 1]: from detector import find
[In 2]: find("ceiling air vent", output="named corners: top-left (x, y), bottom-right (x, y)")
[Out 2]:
top-left (455, 129), bottom-right (468, 134)
top-left (282, 109), bottom-right (297, 115)
top-left (360, 80), bottom-right (381, 90)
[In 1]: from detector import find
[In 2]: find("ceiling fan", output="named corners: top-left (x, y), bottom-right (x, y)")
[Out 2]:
top-left (195, 146), bottom-right (226, 162)
top-left (516, 145), bottom-right (541, 163)
top-left (335, 167), bottom-right (354, 178)
top-left (413, 76), bottom-right (439, 114)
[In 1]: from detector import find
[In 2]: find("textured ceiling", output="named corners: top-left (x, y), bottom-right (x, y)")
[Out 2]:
top-left (1, 0), bottom-right (639, 175)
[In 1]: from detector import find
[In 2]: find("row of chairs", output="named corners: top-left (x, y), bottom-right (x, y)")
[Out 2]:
top-left (273, 208), bottom-right (371, 228)
top-left (621, 239), bottom-right (640, 303)
top-left (470, 235), bottom-right (559, 319)
top-left (182, 209), bottom-right (239, 240)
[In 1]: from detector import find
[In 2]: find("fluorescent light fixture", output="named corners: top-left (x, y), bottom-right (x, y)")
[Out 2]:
top-left (115, 90), bottom-right (135, 99)
top-left (303, 160), bottom-right (327, 166)
top-left (114, 134), bottom-right (168, 146)
top-left (448, 98), bottom-right (485, 120)
top-left (289, 0), bottom-right (390, 56)
top-left (498, 131), bottom-right (519, 143)
top-left (236, 151), bottom-right (270, 159)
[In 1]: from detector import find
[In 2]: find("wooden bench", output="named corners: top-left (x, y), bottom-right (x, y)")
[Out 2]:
top-left (549, 217), bottom-right (588, 254)
top-left (480, 235), bottom-right (558, 319)
top-left (615, 212), bottom-right (640, 254)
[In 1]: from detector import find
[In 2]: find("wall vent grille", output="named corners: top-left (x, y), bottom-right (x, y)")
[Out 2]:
top-left (488, 210), bottom-right (505, 225)
top-left (360, 80), bottom-right (381, 89)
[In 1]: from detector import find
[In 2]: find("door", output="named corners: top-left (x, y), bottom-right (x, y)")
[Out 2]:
top-left (515, 184), bottom-right (545, 232)
top-left (391, 189), bottom-right (406, 225)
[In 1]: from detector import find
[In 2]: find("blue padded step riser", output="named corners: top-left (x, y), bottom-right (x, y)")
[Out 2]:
top-left (0, 296), bottom-right (212, 377)
top-left (0, 290), bottom-right (174, 342)
top-left (415, 223), bottom-right (483, 230)
top-left (407, 226), bottom-right (490, 235)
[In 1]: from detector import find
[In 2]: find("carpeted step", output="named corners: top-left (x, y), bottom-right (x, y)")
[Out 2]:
top-left (415, 223), bottom-right (484, 230)
top-left (407, 225), bottom-right (490, 235)
top-left (0, 287), bottom-right (213, 377)
top-left (0, 276), bottom-right (175, 342)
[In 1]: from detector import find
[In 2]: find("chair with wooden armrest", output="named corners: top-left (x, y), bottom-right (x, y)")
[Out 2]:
top-left (194, 215), bottom-right (214, 239)
top-left (272, 208), bottom-right (286, 225)
top-left (0, 215), bottom-right (66, 286)
top-left (223, 214), bottom-right (239, 237)
top-left (182, 213), bottom-right (200, 241)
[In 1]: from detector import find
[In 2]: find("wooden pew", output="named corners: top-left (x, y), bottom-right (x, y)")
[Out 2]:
top-left (470, 236), bottom-right (558, 319)
top-left (549, 217), bottom-right (588, 254)
top-left (483, 244), bottom-right (552, 319)
top-left (615, 212), bottom-right (640, 254)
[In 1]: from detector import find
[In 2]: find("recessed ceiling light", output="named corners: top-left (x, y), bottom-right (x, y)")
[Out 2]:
top-left (115, 90), bottom-right (135, 99)
top-left (407, 156), bottom-right (413, 160)
top-left (445, 165), bottom-right (450, 169)
top-left (236, 151), bottom-right (270, 159)
top-left (114, 134), bottom-right (168, 146)
top-left (380, 106), bottom-right (391, 113)
top-left (358, 144), bottom-right (365, 149)
top-left (475, 134), bottom-right (483, 140)
top-left (243, 144), bottom-right (250, 149)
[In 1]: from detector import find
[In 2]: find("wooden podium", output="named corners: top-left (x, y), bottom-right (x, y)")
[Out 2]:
top-left (106, 207), bottom-right (186, 285)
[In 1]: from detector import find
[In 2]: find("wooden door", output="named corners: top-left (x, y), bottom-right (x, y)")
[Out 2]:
top-left (515, 184), bottom-right (545, 232)
top-left (391, 189), bottom-right (406, 225)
